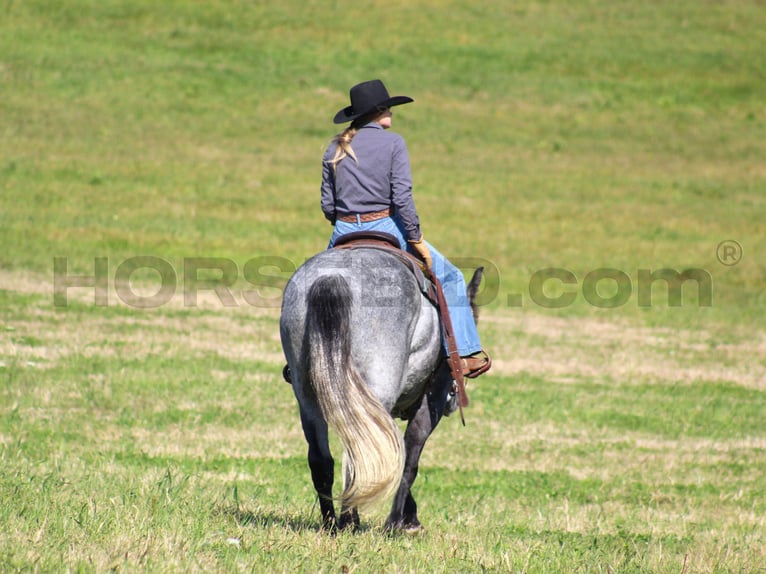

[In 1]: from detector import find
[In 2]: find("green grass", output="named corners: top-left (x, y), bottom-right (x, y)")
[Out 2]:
top-left (2, 0), bottom-right (766, 571)
top-left (3, 286), bottom-right (765, 572)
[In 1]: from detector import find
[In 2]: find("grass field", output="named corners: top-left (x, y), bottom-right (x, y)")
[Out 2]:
top-left (2, 0), bottom-right (765, 572)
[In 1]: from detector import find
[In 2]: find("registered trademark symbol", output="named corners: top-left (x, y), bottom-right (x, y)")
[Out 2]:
top-left (716, 240), bottom-right (743, 266)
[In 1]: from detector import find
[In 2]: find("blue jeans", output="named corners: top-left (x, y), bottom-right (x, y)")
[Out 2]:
top-left (329, 216), bottom-right (483, 356)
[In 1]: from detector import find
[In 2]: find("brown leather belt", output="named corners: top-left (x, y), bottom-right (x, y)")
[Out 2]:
top-left (337, 208), bottom-right (392, 223)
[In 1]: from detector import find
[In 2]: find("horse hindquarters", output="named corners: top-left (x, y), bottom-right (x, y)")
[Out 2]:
top-left (305, 274), bottom-right (405, 510)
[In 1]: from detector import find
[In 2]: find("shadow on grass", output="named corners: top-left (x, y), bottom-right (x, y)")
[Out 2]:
top-left (219, 505), bottom-right (376, 535)
top-left (232, 507), bottom-right (319, 532)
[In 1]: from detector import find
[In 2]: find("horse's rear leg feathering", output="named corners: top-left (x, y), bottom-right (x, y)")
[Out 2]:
top-left (306, 275), bottom-right (405, 510)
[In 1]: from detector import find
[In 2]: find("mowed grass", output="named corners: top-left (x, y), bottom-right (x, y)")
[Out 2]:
top-left (2, 0), bottom-right (766, 572)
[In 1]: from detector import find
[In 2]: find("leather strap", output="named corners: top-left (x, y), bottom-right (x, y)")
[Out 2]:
top-left (426, 270), bottom-right (469, 426)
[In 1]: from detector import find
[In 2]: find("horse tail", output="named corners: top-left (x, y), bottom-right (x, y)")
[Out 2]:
top-left (305, 274), bottom-right (405, 510)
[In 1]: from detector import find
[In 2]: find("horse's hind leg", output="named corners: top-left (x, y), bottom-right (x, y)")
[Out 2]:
top-left (385, 369), bottom-right (451, 533)
top-left (299, 407), bottom-right (336, 531)
top-left (338, 505), bottom-right (360, 531)
top-left (338, 464), bottom-right (361, 531)
top-left (384, 400), bottom-right (431, 533)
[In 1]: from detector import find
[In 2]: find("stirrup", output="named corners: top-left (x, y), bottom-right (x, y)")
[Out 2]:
top-left (461, 350), bottom-right (491, 379)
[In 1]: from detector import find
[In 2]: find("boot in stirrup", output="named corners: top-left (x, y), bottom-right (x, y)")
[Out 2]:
top-left (460, 349), bottom-right (491, 379)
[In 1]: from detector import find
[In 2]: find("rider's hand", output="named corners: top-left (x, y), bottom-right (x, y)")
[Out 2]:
top-left (409, 236), bottom-right (433, 269)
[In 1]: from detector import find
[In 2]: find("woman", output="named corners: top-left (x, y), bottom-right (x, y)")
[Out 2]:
top-left (321, 79), bottom-right (490, 378)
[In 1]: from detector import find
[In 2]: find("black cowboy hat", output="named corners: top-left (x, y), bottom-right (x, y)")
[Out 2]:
top-left (333, 79), bottom-right (413, 124)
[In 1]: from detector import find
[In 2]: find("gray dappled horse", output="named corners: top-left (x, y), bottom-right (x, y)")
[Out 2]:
top-left (280, 244), bottom-right (483, 533)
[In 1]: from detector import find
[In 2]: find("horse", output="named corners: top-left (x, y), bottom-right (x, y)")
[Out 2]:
top-left (279, 240), bottom-right (483, 533)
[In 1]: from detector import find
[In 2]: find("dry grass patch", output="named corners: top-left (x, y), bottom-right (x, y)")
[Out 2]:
top-left (483, 313), bottom-right (766, 389)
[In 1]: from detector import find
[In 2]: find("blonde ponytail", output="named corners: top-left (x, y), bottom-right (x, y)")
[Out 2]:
top-left (328, 109), bottom-right (388, 172)
top-left (329, 125), bottom-right (359, 171)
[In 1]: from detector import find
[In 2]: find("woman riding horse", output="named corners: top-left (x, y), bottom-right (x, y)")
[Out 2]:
top-left (322, 79), bottom-right (490, 377)
top-left (279, 80), bottom-right (492, 532)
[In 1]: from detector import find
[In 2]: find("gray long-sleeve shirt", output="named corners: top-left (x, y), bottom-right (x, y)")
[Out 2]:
top-left (320, 122), bottom-right (422, 242)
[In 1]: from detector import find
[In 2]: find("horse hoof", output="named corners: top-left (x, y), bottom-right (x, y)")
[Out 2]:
top-left (384, 520), bottom-right (424, 535)
top-left (337, 520), bottom-right (359, 533)
top-left (321, 523), bottom-right (338, 536)
top-left (403, 523), bottom-right (425, 536)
